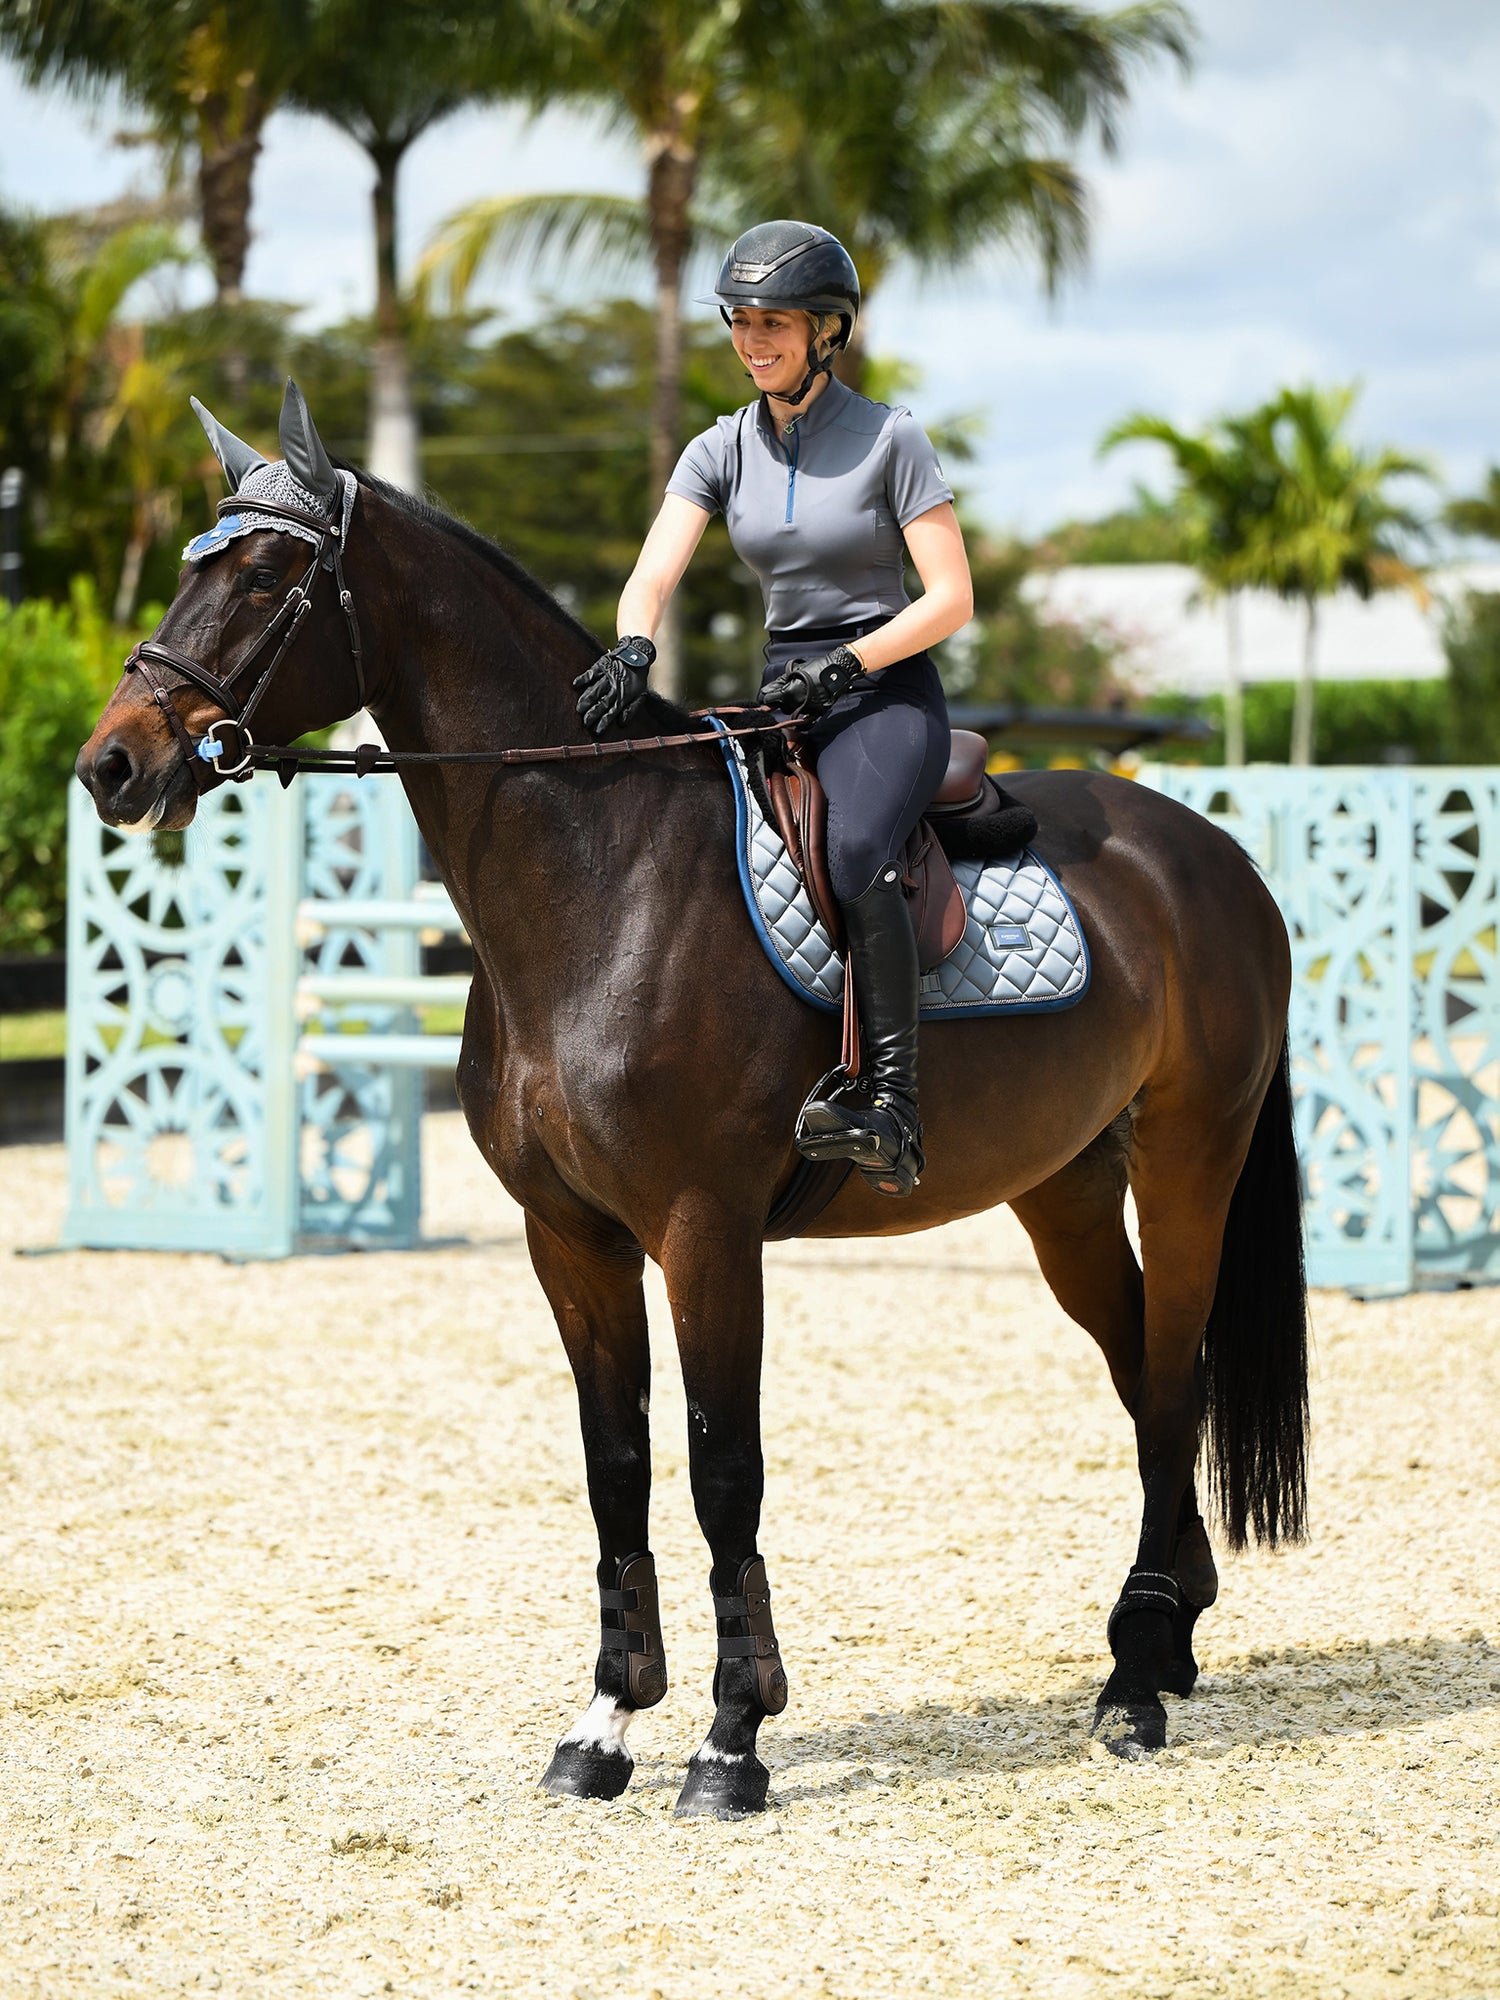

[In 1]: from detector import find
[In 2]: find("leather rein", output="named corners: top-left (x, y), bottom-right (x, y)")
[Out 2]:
top-left (126, 491), bottom-right (797, 795)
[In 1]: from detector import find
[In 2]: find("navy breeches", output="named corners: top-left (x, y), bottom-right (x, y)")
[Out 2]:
top-left (761, 644), bottom-right (951, 904)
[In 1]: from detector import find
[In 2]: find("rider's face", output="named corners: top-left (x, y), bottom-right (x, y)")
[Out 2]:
top-left (729, 308), bottom-right (829, 400)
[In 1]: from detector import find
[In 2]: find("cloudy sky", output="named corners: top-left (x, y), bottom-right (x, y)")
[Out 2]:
top-left (2, 0), bottom-right (1496, 535)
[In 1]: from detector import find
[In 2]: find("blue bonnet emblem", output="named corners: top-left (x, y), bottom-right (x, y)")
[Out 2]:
top-left (185, 514), bottom-right (243, 560)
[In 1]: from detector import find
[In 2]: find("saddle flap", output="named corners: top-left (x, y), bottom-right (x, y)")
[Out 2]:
top-left (903, 823), bottom-right (966, 972)
top-left (767, 756), bottom-right (844, 949)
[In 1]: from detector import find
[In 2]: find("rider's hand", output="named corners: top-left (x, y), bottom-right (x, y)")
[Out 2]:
top-left (573, 635), bottom-right (656, 735)
top-left (759, 645), bottom-right (864, 722)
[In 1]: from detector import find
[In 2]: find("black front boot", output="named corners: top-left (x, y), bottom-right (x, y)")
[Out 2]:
top-left (795, 865), bottom-right (924, 1196)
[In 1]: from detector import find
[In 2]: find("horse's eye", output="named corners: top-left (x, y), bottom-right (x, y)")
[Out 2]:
top-left (248, 567), bottom-right (280, 592)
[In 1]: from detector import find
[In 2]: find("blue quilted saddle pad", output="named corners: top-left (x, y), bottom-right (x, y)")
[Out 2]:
top-left (712, 722), bottom-right (1090, 1020)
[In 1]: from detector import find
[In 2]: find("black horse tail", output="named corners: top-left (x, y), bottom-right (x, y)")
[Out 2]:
top-left (1201, 1035), bottom-right (1309, 1551)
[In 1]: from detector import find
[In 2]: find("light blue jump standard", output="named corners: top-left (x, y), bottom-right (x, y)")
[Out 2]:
top-left (1144, 766), bottom-right (1500, 1292)
top-left (62, 773), bottom-right (443, 1257)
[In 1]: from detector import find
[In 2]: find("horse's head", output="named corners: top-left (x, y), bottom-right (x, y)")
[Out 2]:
top-left (77, 380), bottom-right (369, 830)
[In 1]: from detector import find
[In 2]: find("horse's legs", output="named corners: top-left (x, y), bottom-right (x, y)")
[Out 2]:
top-left (1090, 1097), bottom-right (1247, 1757)
top-left (658, 1208), bottom-right (783, 1819)
top-left (525, 1210), bottom-right (661, 1801)
top-left (1011, 1128), bottom-right (1218, 1708)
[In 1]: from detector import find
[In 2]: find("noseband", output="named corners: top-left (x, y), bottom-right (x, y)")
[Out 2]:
top-left (124, 493), bottom-right (365, 794)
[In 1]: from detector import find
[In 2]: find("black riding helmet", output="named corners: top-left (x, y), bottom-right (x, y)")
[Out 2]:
top-left (713, 220), bottom-right (861, 408)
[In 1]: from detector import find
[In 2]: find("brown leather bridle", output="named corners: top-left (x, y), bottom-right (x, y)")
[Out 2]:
top-left (123, 493), bottom-right (364, 794)
top-left (124, 488), bottom-right (799, 793)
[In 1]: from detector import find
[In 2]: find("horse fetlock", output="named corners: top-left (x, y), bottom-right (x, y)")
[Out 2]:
top-left (599, 1550), bottom-right (668, 1709)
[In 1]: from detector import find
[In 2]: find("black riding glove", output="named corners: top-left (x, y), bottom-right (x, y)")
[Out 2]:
top-left (574, 635), bottom-right (656, 735)
top-left (759, 645), bottom-right (865, 722)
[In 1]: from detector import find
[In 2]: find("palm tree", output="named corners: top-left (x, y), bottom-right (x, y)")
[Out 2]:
top-left (287, 0), bottom-right (552, 492)
top-left (420, 0), bottom-right (1193, 695)
top-left (1100, 408), bottom-right (1278, 766)
top-left (0, 0), bottom-right (286, 309)
top-left (420, 0), bottom-right (803, 692)
top-left (710, 0), bottom-right (1195, 391)
top-left (1445, 467), bottom-right (1500, 546)
top-left (1252, 386), bottom-right (1431, 767)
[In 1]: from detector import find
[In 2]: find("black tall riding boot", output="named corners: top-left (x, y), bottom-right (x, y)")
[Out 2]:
top-left (795, 864), bottom-right (924, 1197)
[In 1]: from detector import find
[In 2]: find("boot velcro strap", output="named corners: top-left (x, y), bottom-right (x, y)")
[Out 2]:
top-left (712, 1590), bottom-right (770, 1620)
top-left (599, 1585), bottom-right (643, 1612)
top-left (600, 1626), bottom-right (650, 1654)
top-left (1107, 1569), bottom-right (1182, 1648)
top-left (717, 1633), bottom-right (780, 1660)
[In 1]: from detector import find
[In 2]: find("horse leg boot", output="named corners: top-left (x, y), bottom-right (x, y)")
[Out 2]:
top-left (658, 1208), bottom-right (784, 1818)
top-left (796, 865), bottom-right (924, 1197)
top-left (526, 1211), bottom-right (666, 1801)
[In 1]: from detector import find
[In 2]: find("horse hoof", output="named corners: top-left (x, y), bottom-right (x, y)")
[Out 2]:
top-left (673, 1751), bottom-right (770, 1819)
top-left (539, 1739), bottom-right (634, 1801)
top-left (1092, 1699), bottom-right (1167, 1760)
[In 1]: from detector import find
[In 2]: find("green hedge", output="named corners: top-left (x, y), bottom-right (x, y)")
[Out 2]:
top-left (0, 581), bottom-right (147, 954)
top-left (1147, 677), bottom-right (1453, 767)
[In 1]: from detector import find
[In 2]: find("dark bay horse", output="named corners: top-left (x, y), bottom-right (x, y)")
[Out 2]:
top-left (76, 388), bottom-right (1307, 1816)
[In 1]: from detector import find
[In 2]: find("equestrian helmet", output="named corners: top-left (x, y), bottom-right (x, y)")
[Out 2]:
top-left (713, 220), bottom-right (860, 350)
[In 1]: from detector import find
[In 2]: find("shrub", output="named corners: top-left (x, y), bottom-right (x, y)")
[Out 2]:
top-left (1443, 592), bottom-right (1500, 764)
top-left (0, 579), bottom-right (143, 954)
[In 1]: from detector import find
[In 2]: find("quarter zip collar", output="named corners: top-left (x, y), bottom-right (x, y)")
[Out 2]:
top-left (756, 373), bottom-right (852, 444)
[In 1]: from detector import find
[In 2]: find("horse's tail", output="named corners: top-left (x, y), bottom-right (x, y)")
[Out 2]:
top-left (1201, 1034), bottom-right (1309, 1551)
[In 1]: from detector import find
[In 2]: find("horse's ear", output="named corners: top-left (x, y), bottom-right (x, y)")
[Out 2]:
top-left (190, 395), bottom-right (267, 493)
top-left (278, 378), bottom-right (339, 508)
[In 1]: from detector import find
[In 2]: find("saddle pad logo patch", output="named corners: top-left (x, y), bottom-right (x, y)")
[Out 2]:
top-left (712, 724), bottom-right (1089, 1020)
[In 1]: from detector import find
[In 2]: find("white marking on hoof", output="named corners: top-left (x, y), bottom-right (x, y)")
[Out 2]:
top-left (690, 1744), bottom-right (747, 1765)
top-left (561, 1694), bottom-right (634, 1756)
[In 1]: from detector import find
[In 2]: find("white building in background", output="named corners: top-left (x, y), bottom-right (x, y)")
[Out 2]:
top-left (1022, 563), bottom-right (1500, 698)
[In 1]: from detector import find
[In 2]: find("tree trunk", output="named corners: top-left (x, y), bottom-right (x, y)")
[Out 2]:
top-left (187, 37), bottom-right (270, 396)
top-left (196, 112), bottom-right (264, 306)
top-left (368, 139), bottom-right (420, 494)
top-left (1224, 593), bottom-right (1245, 767)
top-left (644, 120), bottom-right (697, 703)
top-left (114, 510), bottom-right (149, 625)
top-left (1291, 596), bottom-right (1319, 766)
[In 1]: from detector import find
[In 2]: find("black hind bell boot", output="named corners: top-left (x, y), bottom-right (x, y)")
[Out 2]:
top-left (795, 864), bottom-right (924, 1196)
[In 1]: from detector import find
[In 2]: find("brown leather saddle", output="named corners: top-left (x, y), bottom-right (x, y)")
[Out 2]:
top-left (764, 728), bottom-right (996, 970)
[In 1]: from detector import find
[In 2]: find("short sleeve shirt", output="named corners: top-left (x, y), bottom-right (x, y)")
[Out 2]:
top-left (666, 377), bottom-right (954, 633)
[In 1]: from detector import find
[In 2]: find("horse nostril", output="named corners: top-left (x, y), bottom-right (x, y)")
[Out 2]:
top-left (93, 741), bottom-right (137, 797)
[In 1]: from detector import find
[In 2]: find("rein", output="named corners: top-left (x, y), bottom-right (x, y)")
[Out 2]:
top-left (126, 489), bottom-right (796, 792)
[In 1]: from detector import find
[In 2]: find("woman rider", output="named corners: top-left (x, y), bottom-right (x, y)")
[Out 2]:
top-left (572, 219), bottom-right (973, 1198)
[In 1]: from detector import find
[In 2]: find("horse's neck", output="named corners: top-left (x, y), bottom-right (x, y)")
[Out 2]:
top-left (359, 496), bottom-right (717, 996)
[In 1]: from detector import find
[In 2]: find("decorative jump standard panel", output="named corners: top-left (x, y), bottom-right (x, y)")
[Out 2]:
top-left (62, 774), bottom-right (441, 1258)
top-left (1146, 766), bottom-right (1500, 1291)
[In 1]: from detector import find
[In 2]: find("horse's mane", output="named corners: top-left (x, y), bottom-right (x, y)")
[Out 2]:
top-left (341, 461), bottom-right (699, 734)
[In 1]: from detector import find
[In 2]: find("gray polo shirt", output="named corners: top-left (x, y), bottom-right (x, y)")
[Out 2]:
top-left (666, 377), bottom-right (954, 633)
